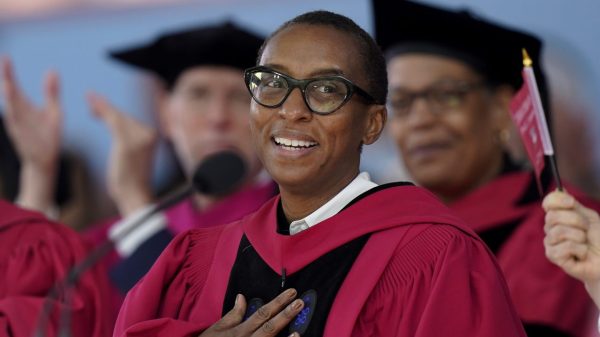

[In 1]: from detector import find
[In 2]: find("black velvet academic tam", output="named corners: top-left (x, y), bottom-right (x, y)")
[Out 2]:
top-left (110, 21), bottom-right (264, 89)
top-left (372, 0), bottom-right (550, 112)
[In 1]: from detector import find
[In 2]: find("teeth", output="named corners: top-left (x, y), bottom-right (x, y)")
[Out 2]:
top-left (274, 137), bottom-right (317, 148)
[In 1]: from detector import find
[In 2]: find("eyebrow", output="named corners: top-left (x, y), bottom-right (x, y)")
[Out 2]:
top-left (263, 63), bottom-right (346, 78)
top-left (389, 78), bottom-right (480, 91)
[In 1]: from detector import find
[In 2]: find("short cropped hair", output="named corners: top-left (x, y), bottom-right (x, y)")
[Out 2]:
top-left (257, 10), bottom-right (388, 105)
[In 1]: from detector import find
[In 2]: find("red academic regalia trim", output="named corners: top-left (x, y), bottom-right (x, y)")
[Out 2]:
top-left (242, 185), bottom-right (477, 276)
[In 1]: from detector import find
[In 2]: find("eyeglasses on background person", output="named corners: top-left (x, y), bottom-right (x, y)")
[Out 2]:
top-left (388, 81), bottom-right (486, 118)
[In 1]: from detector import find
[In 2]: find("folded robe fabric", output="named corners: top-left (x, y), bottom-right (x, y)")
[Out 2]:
top-left (0, 200), bottom-right (114, 337)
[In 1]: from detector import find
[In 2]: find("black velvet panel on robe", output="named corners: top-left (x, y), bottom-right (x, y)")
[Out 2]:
top-left (222, 233), bottom-right (368, 337)
top-left (222, 193), bottom-right (374, 337)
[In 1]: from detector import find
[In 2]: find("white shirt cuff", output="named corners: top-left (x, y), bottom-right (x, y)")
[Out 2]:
top-left (108, 204), bottom-right (167, 258)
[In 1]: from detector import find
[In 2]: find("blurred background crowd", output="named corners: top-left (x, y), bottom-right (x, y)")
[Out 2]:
top-left (2, 1), bottom-right (600, 337)
top-left (1, 0), bottom-right (599, 230)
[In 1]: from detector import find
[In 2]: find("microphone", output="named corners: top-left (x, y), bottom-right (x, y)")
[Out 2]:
top-left (193, 149), bottom-right (247, 196)
top-left (35, 150), bottom-right (247, 337)
top-left (151, 149), bottom-right (247, 211)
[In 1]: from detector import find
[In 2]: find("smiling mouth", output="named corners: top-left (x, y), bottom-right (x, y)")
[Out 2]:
top-left (408, 142), bottom-right (451, 158)
top-left (273, 136), bottom-right (318, 151)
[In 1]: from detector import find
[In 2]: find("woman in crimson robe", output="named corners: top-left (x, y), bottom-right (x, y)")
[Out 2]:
top-left (114, 10), bottom-right (526, 337)
top-left (375, 1), bottom-right (600, 336)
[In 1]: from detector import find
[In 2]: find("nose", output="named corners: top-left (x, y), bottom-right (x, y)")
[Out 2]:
top-left (406, 97), bottom-right (437, 129)
top-left (278, 88), bottom-right (312, 121)
top-left (205, 95), bottom-right (234, 129)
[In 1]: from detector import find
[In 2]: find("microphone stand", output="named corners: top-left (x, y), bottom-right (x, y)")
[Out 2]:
top-left (34, 184), bottom-right (194, 337)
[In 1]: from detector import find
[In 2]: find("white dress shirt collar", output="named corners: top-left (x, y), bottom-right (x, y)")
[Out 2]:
top-left (288, 172), bottom-right (378, 235)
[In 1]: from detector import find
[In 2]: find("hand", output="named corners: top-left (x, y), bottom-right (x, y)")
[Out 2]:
top-left (1, 57), bottom-right (62, 169)
top-left (543, 190), bottom-right (600, 306)
top-left (88, 93), bottom-right (159, 216)
top-left (200, 288), bottom-right (304, 337)
top-left (1, 57), bottom-right (62, 211)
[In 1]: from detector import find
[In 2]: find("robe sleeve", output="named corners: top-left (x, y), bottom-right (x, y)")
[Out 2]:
top-left (355, 224), bottom-right (526, 337)
top-left (114, 228), bottom-right (223, 337)
top-left (414, 227), bottom-right (525, 336)
top-left (0, 220), bottom-right (114, 337)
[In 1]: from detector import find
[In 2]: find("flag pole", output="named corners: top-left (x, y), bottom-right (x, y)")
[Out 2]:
top-left (549, 155), bottom-right (563, 191)
top-left (522, 49), bottom-right (563, 191)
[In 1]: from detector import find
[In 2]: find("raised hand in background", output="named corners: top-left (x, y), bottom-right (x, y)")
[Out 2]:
top-left (1, 57), bottom-right (62, 215)
top-left (88, 93), bottom-right (158, 216)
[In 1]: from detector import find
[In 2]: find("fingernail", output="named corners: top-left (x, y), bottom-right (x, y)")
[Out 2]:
top-left (235, 294), bottom-right (241, 306)
top-left (562, 194), bottom-right (575, 206)
top-left (289, 333), bottom-right (298, 337)
top-left (292, 299), bottom-right (303, 310)
top-left (285, 288), bottom-right (297, 298)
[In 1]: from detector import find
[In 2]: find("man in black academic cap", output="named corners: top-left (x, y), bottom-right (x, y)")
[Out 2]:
top-left (373, 1), bottom-right (600, 336)
top-left (84, 21), bottom-right (278, 301)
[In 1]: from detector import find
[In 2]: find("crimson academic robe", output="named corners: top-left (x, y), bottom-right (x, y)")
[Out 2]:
top-left (450, 171), bottom-right (600, 337)
top-left (114, 184), bottom-right (526, 337)
top-left (0, 200), bottom-right (113, 337)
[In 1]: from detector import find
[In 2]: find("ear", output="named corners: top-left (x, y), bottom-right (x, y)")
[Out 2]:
top-left (489, 84), bottom-right (530, 161)
top-left (362, 104), bottom-right (387, 145)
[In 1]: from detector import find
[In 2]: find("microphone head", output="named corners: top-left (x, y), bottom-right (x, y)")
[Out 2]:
top-left (192, 151), bottom-right (247, 196)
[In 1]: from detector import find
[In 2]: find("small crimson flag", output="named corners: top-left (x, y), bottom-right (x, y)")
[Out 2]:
top-left (509, 49), bottom-right (561, 192)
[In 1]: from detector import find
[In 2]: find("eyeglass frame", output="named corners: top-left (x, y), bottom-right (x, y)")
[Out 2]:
top-left (387, 81), bottom-right (487, 117)
top-left (244, 66), bottom-right (381, 115)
